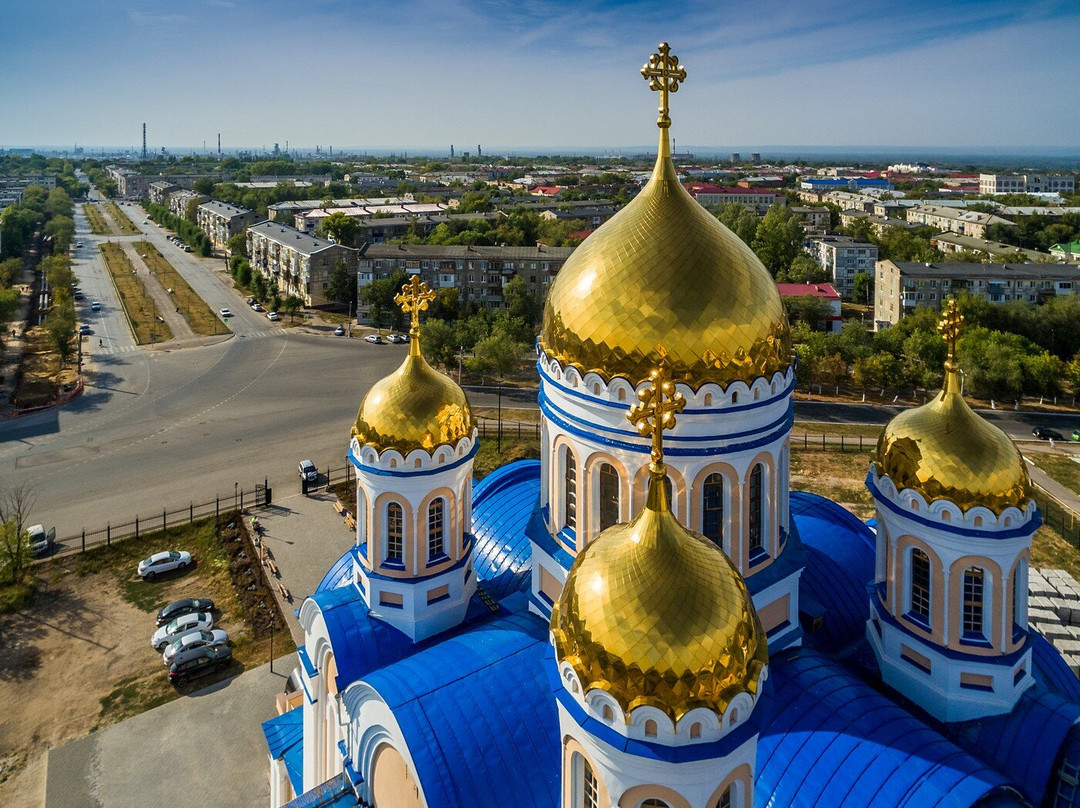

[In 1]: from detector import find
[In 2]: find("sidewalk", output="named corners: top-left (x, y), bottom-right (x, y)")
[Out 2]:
top-left (121, 242), bottom-right (194, 341)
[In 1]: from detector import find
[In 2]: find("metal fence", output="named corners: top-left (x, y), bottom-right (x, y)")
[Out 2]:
top-left (1033, 488), bottom-right (1080, 547)
top-left (54, 481), bottom-right (271, 555)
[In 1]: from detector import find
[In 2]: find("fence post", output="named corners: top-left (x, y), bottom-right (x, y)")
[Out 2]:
top-left (135, 515), bottom-right (139, 540)
top-left (821, 433), bottom-right (826, 451)
top-left (163, 508), bottom-right (167, 535)
top-left (841, 434), bottom-right (845, 452)
top-left (216, 496), bottom-right (219, 520)
top-left (82, 529), bottom-right (86, 553)
top-left (803, 432), bottom-right (807, 449)
top-left (859, 435), bottom-right (863, 450)
top-left (240, 490), bottom-right (244, 511)
top-left (190, 502), bottom-right (194, 523)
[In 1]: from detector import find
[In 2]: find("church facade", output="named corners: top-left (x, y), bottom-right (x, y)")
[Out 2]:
top-left (261, 45), bottom-right (1080, 808)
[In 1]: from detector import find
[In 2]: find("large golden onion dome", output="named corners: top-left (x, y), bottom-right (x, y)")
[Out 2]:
top-left (352, 277), bottom-right (475, 454)
top-left (538, 95), bottom-right (791, 389)
top-left (551, 472), bottom-right (768, 721)
top-left (876, 301), bottom-right (1030, 515)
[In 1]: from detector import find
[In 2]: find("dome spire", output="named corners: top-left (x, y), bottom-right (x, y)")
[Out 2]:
top-left (627, 356), bottom-right (686, 509)
top-left (394, 274), bottom-right (436, 358)
top-left (937, 297), bottom-right (964, 395)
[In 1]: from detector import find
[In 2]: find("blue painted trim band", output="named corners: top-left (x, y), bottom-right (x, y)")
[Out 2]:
top-left (767, 624), bottom-right (804, 653)
top-left (363, 539), bottom-right (474, 584)
top-left (297, 645), bottom-right (318, 679)
top-left (537, 359), bottom-right (796, 414)
top-left (867, 474), bottom-right (1042, 540)
top-left (529, 591), bottom-right (554, 617)
top-left (348, 441), bottom-right (479, 477)
top-left (541, 395), bottom-right (793, 457)
top-left (540, 384), bottom-right (793, 443)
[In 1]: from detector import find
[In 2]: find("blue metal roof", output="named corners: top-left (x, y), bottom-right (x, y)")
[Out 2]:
top-left (949, 684), bottom-right (1080, 804)
top-left (1032, 631), bottom-right (1080, 703)
top-left (263, 709), bottom-right (304, 795)
top-left (282, 773), bottom-right (357, 808)
top-left (791, 491), bottom-right (875, 653)
top-left (361, 605), bottom-right (559, 808)
top-left (756, 648), bottom-right (1016, 808)
top-left (472, 459), bottom-right (540, 600)
top-left (315, 547), bottom-right (355, 593)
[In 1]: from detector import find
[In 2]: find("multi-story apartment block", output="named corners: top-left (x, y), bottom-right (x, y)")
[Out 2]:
top-left (539, 205), bottom-right (619, 228)
top-left (979, 173), bottom-right (1076, 195)
top-left (930, 233), bottom-right (1047, 263)
top-left (167, 190), bottom-right (207, 219)
top-left (355, 244), bottom-right (574, 323)
top-left (874, 260), bottom-right (1080, 329)
top-left (247, 222), bottom-right (359, 308)
top-left (196, 200), bottom-right (258, 252)
top-left (808, 235), bottom-right (878, 298)
top-left (295, 202), bottom-right (450, 234)
top-left (905, 204), bottom-right (1015, 239)
top-left (148, 180), bottom-right (180, 205)
top-left (266, 197), bottom-right (413, 223)
top-left (682, 183), bottom-right (785, 213)
top-left (0, 173), bottom-right (57, 194)
top-left (791, 206), bottom-right (831, 230)
top-left (105, 166), bottom-right (154, 198)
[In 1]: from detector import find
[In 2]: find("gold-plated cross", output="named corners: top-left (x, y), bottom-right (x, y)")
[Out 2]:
top-left (395, 275), bottom-right (436, 339)
top-left (641, 42), bottom-right (687, 129)
top-left (628, 358), bottom-right (686, 473)
top-left (938, 298), bottom-right (964, 368)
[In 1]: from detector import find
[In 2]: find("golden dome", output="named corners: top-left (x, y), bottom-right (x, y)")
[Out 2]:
top-left (352, 344), bottom-right (475, 455)
top-left (551, 474), bottom-right (768, 721)
top-left (538, 136), bottom-right (791, 390)
top-left (876, 301), bottom-right (1029, 515)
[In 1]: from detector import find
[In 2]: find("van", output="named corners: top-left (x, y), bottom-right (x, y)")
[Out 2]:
top-left (28, 525), bottom-right (56, 556)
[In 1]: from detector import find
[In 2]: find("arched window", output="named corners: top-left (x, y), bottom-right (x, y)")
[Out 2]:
top-left (385, 502), bottom-right (403, 563)
top-left (748, 464), bottom-right (764, 553)
top-left (703, 473), bottom-right (725, 547)
top-left (963, 566), bottom-right (985, 638)
top-left (641, 801), bottom-right (670, 808)
top-left (910, 548), bottom-right (931, 622)
top-left (1013, 562), bottom-right (1024, 632)
top-left (598, 463), bottom-right (620, 530)
top-left (356, 487), bottom-right (367, 545)
top-left (427, 499), bottom-right (445, 560)
top-left (564, 448), bottom-right (577, 530)
top-left (717, 785), bottom-right (732, 808)
top-left (644, 719), bottom-right (657, 737)
top-left (582, 757), bottom-right (599, 808)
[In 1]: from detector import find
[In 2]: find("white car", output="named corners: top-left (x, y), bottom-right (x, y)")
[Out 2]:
top-left (364, 334), bottom-right (382, 344)
top-left (219, 308), bottom-right (232, 318)
top-left (138, 550), bottom-right (192, 579)
top-left (267, 311), bottom-right (280, 322)
top-left (162, 628), bottom-right (229, 664)
top-left (152, 611), bottom-right (214, 651)
top-left (252, 303), bottom-right (264, 312)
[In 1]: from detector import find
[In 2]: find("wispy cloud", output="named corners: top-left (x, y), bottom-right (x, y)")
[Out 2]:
top-left (128, 9), bottom-right (188, 25)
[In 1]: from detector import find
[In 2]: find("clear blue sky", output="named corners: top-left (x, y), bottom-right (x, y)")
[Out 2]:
top-left (2, 0), bottom-right (1078, 153)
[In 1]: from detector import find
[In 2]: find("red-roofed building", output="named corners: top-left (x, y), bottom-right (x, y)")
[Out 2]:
top-left (776, 283), bottom-right (843, 332)
top-left (530, 186), bottom-right (564, 197)
top-left (682, 183), bottom-right (785, 213)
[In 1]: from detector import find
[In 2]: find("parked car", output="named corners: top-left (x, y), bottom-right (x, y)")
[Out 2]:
top-left (76, 241), bottom-right (84, 248)
top-left (152, 611), bottom-right (213, 651)
top-left (183, 246), bottom-right (192, 252)
top-left (298, 459), bottom-right (318, 482)
top-left (246, 297), bottom-right (256, 305)
top-left (73, 290), bottom-right (84, 300)
top-left (219, 308), bottom-right (232, 318)
top-left (163, 629), bottom-right (229, 664)
top-left (267, 311), bottom-right (280, 322)
top-left (156, 597), bottom-right (215, 626)
top-left (138, 550), bottom-right (192, 580)
top-left (1033, 427), bottom-right (1065, 441)
top-left (27, 524), bottom-right (55, 557)
top-left (90, 300), bottom-right (101, 311)
top-left (388, 333), bottom-right (408, 344)
top-left (167, 645), bottom-right (232, 685)
top-left (78, 324), bottom-right (92, 335)
top-left (252, 303), bottom-right (264, 312)
top-left (334, 325), bottom-right (345, 336)
top-left (364, 334), bottom-right (382, 344)
top-left (1072, 429), bottom-right (1080, 442)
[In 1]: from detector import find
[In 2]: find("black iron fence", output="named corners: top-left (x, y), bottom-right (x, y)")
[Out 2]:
top-left (53, 480), bottom-right (271, 555)
top-left (1033, 488), bottom-right (1080, 547)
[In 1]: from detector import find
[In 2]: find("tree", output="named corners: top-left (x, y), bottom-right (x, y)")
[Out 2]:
top-left (957, 327), bottom-right (1027, 401)
top-left (812, 353), bottom-right (848, 387)
top-left (504, 276), bottom-right (541, 332)
top-left (325, 260), bottom-right (357, 309)
top-left (360, 269), bottom-right (408, 330)
top-left (751, 204), bottom-right (804, 276)
top-left (852, 272), bottom-right (873, 305)
top-left (468, 330), bottom-right (524, 380)
top-left (283, 294), bottom-right (303, 322)
top-left (45, 309), bottom-right (75, 367)
top-left (783, 295), bottom-right (832, 331)
top-left (419, 318), bottom-right (459, 370)
top-left (43, 187), bottom-right (73, 219)
top-left (780, 253), bottom-right (828, 284)
top-left (853, 352), bottom-right (904, 393)
top-left (251, 272), bottom-right (268, 302)
top-left (1067, 352), bottom-right (1080, 394)
top-left (0, 483), bottom-right (36, 585)
top-left (715, 203), bottom-right (758, 245)
top-left (317, 212), bottom-right (362, 247)
top-left (226, 231), bottom-right (248, 257)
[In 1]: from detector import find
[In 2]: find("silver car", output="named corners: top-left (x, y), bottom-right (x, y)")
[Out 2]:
top-left (163, 629), bottom-right (229, 664)
top-left (151, 611), bottom-right (214, 651)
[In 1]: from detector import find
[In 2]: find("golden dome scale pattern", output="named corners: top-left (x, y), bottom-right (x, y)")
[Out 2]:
top-left (538, 137), bottom-right (791, 390)
top-left (876, 300), bottom-right (1030, 515)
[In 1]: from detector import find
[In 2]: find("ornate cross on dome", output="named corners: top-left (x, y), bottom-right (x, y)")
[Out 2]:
top-left (938, 298), bottom-right (964, 370)
top-left (395, 275), bottom-right (436, 353)
top-left (641, 42), bottom-right (687, 129)
top-left (628, 358), bottom-right (686, 474)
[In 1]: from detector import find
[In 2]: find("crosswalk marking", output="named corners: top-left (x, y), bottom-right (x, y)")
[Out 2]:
top-left (92, 328), bottom-right (285, 354)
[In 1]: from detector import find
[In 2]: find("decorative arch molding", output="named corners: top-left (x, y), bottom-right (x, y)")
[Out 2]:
top-left (689, 461), bottom-right (741, 554)
top-left (583, 450), bottom-right (631, 541)
top-left (618, 784), bottom-right (693, 808)
top-left (707, 763), bottom-right (754, 808)
top-left (893, 534), bottom-right (947, 641)
top-left (349, 432), bottom-right (478, 474)
top-left (632, 463), bottom-right (687, 522)
top-left (946, 554), bottom-right (1004, 654)
top-left (417, 486), bottom-right (462, 565)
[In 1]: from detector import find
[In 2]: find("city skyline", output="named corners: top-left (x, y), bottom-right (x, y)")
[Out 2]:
top-left (2, 0), bottom-right (1079, 153)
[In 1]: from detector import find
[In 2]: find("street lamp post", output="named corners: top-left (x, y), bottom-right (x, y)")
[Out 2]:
top-left (497, 375), bottom-right (504, 454)
top-left (234, 481), bottom-right (238, 511)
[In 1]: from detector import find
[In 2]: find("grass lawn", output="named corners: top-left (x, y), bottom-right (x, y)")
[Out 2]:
top-left (474, 435), bottom-right (541, 479)
top-left (790, 446), bottom-right (877, 519)
top-left (474, 406), bottom-right (542, 425)
top-left (104, 201), bottom-right (140, 235)
top-left (1030, 452), bottom-right (1080, 496)
top-left (794, 421), bottom-right (884, 440)
top-left (100, 243), bottom-right (173, 345)
top-left (83, 204), bottom-right (115, 235)
top-left (136, 241), bottom-right (230, 337)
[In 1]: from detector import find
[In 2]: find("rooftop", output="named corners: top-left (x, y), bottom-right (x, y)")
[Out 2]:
top-left (248, 221), bottom-right (351, 255)
top-left (885, 261), bottom-right (1080, 280)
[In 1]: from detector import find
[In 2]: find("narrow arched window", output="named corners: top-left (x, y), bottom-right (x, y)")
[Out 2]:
top-left (598, 463), bottom-right (619, 530)
top-left (644, 719), bottom-right (657, 737)
top-left (748, 464), bottom-right (764, 553)
top-left (564, 448), bottom-right (577, 530)
top-left (427, 499), bottom-right (445, 560)
top-left (910, 548), bottom-right (931, 622)
top-left (385, 502), bottom-right (403, 563)
top-left (641, 801), bottom-right (670, 808)
top-left (717, 785), bottom-right (733, 808)
top-left (963, 566), bottom-right (985, 638)
top-left (1012, 562), bottom-right (1024, 632)
top-left (703, 473), bottom-right (725, 547)
top-left (356, 487), bottom-right (367, 546)
top-left (582, 757), bottom-right (599, 808)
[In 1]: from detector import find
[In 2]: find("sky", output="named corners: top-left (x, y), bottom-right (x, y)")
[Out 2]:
top-left (2, 0), bottom-right (1079, 154)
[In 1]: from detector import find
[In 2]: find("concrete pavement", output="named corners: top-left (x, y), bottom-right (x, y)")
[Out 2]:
top-left (44, 656), bottom-right (292, 808)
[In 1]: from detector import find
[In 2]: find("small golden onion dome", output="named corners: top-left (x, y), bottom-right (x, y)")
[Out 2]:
top-left (352, 345), bottom-right (475, 455)
top-left (876, 368), bottom-right (1030, 515)
top-left (551, 474), bottom-right (768, 721)
top-left (538, 136), bottom-right (791, 390)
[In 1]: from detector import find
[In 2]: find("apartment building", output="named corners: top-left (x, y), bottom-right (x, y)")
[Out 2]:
top-left (874, 260), bottom-right (1080, 329)
top-left (682, 183), bottom-right (785, 213)
top-left (539, 205), bottom-right (618, 228)
top-left (148, 180), bottom-right (180, 205)
top-left (295, 202), bottom-right (449, 234)
top-left (267, 197), bottom-right (413, 223)
top-left (105, 166), bottom-right (153, 198)
top-left (791, 206), bottom-right (831, 230)
top-left (905, 204), bottom-right (1014, 240)
top-left (808, 236), bottom-right (878, 298)
top-left (167, 190), bottom-right (207, 219)
top-left (930, 233), bottom-right (1047, 263)
top-left (0, 173), bottom-right (56, 193)
top-left (979, 173), bottom-right (1076, 195)
top-left (196, 200), bottom-right (258, 252)
top-left (355, 243), bottom-right (574, 323)
top-left (247, 222), bottom-right (359, 307)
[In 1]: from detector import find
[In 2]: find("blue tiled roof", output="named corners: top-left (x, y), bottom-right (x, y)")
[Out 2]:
top-left (283, 773), bottom-right (357, 808)
top-left (1032, 631), bottom-right (1080, 703)
top-left (949, 684), bottom-right (1080, 804)
top-left (361, 605), bottom-right (560, 808)
top-left (263, 709), bottom-right (304, 795)
top-left (791, 491), bottom-right (875, 653)
top-left (315, 547), bottom-right (355, 593)
top-left (472, 460), bottom-right (540, 600)
top-left (756, 649), bottom-right (1016, 808)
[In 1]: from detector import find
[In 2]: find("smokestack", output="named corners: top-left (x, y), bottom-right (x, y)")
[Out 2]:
top-left (450, 144), bottom-right (455, 159)
top-left (477, 143), bottom-right (481, 158)
top-left (217, 133), bottom-right (221, 156)
top-left (142, 123), bottom-right (147, 159)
